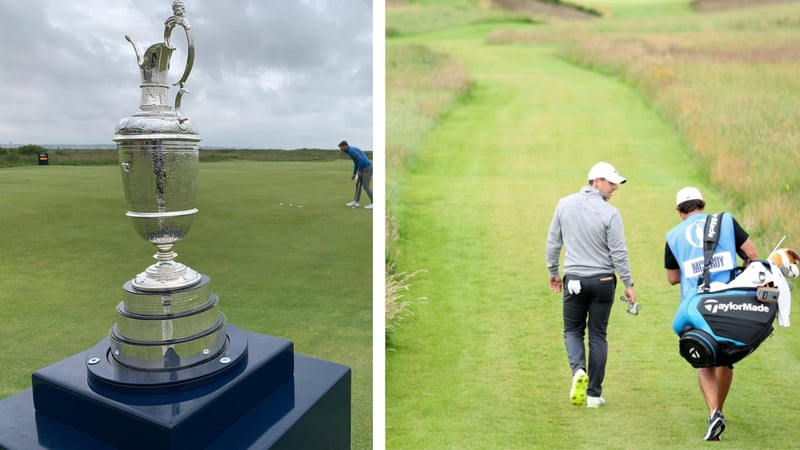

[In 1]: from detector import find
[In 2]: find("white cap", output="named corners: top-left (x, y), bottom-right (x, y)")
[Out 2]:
top-left (587, 162), bottom-right (626, 184)
top-left (676, 186), bottom-right (704, 206)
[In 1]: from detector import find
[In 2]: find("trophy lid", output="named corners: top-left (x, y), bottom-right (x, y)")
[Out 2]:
top-left (115, 0), bottom-right (198, 140)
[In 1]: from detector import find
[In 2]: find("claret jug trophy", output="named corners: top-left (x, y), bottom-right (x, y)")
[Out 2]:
top-left (110, 0), bottom-right (229, 372)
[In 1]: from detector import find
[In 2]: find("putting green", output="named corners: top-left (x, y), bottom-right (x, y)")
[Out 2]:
top-left (0, 160), bottom-right (373, 449)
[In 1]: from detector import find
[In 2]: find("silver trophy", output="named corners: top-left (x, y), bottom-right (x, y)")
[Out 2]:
top-left (111, 1), bottom-right (228, 371)
top-left (117, 0), bottom-right (199, 292)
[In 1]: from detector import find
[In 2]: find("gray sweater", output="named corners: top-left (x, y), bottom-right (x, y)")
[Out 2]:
top-left (546, 186), bottom-right (634, 288)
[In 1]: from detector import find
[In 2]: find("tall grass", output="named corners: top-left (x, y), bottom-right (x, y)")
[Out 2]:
top-left (386, 0), bottom-right (529, 37)
top-left (385, 41), bottom-right (470, 344)
top-left (547, 2), bottom-right (800, 246)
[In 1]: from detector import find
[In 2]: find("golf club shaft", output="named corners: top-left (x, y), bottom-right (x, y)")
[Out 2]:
top-left (354, 176), bottom-right (362, 201)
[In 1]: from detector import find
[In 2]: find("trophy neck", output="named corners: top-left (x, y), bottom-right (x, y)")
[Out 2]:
top-left (139, 84), bottom-right (172, 112)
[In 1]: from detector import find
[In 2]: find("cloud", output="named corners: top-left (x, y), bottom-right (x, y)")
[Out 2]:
top-left (0, 0), bottom-right (373, 149)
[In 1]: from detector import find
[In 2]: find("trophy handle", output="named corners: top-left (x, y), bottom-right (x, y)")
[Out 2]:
top-left (164, 1), bottom-right (194, 120)
top-left (164, 19), bottom-right (194, 87)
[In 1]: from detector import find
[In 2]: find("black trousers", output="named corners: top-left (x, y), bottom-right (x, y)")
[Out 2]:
top-left (563, 273), bottom-right (616, 397)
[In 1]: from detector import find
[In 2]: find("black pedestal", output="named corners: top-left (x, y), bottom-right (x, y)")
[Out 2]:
top-left (0, 327), bottom-right (351, 449)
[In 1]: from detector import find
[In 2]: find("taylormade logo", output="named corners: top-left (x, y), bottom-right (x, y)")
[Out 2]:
top-left (706, 214), bottom-right (718, 239)
top-left (702, 299), bottom-right (771, 314)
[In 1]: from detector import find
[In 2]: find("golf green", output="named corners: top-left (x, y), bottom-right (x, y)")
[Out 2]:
top-left (0, 160), bottom-right (373, 449)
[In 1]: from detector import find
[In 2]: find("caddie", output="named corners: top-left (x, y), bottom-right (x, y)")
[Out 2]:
top-left (664, 187), bottom-right (758, 441)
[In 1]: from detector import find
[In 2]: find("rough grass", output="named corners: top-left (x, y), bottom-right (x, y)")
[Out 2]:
top-left (386, 0), bottom-right (531, 37)
top-left (547, 1), bottom-right (800, 245)
top-left (385, 41), bottom-right (471, 344)
top-left (476, 0), bottom-right (800, 250)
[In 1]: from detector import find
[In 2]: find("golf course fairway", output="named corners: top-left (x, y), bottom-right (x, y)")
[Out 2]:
top-left (386, 20), bottom-right (799, 450)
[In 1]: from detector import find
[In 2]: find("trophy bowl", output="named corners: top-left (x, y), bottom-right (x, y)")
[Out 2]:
top-left (116, 117), bottom-right (202, 291)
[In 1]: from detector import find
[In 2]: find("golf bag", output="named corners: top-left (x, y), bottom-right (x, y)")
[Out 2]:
top-left (676, 280), bottom-right (778, 368)
top-left (674, 213), bottom-right (779, 368)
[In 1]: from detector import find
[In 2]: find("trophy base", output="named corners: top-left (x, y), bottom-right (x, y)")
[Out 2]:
top-left (90, 321), bottom-right (247, 395)
top-left (112, 275), bottom-right (228, 371)
top-left (0, 326), bottom-right (351, 449)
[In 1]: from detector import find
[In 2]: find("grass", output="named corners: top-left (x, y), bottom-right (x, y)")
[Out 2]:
top-left (386, 0), bottom-right (532, 37)
top-left (386, 0), bottom-right (800, 448)
top-left (0, 161), bottom-right (372, 449)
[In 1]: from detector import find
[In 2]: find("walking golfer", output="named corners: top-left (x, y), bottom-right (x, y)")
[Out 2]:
top-left (664, 187), bottom-right (758, 441)
top-left (338, 140), bottom-right (373, 210)
top-left (546, 161), bottom-right (637, 408)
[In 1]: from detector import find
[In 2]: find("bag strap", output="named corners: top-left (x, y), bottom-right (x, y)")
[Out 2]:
top-left (699, 212), bottom-right (724, 292)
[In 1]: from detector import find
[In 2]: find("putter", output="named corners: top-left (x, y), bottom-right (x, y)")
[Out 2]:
top-left (353, 174), bottom-right (362, 206)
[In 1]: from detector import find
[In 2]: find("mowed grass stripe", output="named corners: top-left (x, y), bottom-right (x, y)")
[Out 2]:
top-left (390, 44), bottom-right (646, 447)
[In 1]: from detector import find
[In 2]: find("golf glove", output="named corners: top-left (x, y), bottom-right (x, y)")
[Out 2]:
top-left (567, 279), bottom-right (582, 295)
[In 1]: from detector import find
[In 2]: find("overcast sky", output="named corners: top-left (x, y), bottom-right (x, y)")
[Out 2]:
top-left (0, 0), bottom-right (373, 150)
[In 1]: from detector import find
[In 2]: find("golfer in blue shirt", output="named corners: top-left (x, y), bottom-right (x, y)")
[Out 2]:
top-left (339, 140), bottom-right (373, 209)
